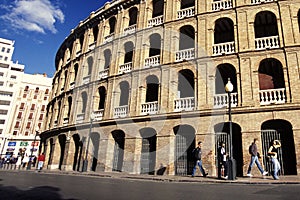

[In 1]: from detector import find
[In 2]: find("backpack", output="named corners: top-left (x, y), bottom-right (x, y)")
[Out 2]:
top-left (248, 144), bottom-right (252, 155)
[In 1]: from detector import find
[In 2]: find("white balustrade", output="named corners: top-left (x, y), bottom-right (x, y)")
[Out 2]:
top-left (99, 69), bottom-right (109, 79)
top-left (82, 75), bottom-right (90, 85)
top-left (104, 33), bottom-right (114, 42)
top-left (124, 24), bottom-right (137, 35)
top-left (175, 48), bottom-right (195, 62)
top-left (94, 109), bottom-right (104, 121)
top-left (145, 55), bottom-right (160, 68)
top-left (177, 7), bottom-right (195, 19)
top-left (251, 0), bottom-right (274, 5)
top-left (174, 97), bottom-right (195, 111)
top-left (118, 62), bottom-right (132, 74)
top-left (148, 16), bottom-right (164, 27)
top-left (213, 42), bottom-right (235, 56)
top-left (212, 0), bottom-right (232, 11)
top-left (76, 113), bottom-right (85, 123)
top-left (114, 105), bottom-right (128, 118)
top-left (213, 93), bottom-right (238, 108)
top-left (141, 102), bottom-right (158, 115)
top-left (88, 42), bottom-right (96, 50)
top-left (255, 36), bottom-right (279, 50)
top-left (70, 82), bottom-right (75, 89)
top-left (259, 88), bottom-right (286, 105)
top-left (63, 117), bottom-right (69, 125)
top-left (76, 50), bottom-right (82, 57)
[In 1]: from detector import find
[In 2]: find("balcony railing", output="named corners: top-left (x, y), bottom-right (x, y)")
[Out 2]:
top-left (255, 35), bottom-right (279, 50)
top-left (214, 93), bottom-right (238, 108)
top-left (63, 117), bottom-right (69, 125)
top-left (70, 81), bottom-right (75, 90)
top-left (88, 42), bottom-right (96, 50)
top-left (99, 69), bottom-right (109, 79)
top-left (212, 0), bottom-right (232, 11)
top-left (174, 97), bottom-right (195, 112)
top-left (141, 102), bottom-right (158, 115)
top-left (114, 105), bottom-right (128, 118)
top-left (104, 33), bottom-right (114, 42)
top-left (118, 62), bottom-right (132, 74)
top-left (145, 55), bottom-right (160, 68)
top-left (124, 24), bottom-right (137, 35)
top-left (175, 48), bottom-right (195, 62)
top-left (76, 50), bottom-right (82, 57)
top-left (259, 88), bottom-right (286, 105)
top-left (213, 42), bottom-right (235, 56)
top-left (251, 0), bottom-right (274, 4)
top-left (148, 16), bottom-right (164, 27)
top-left (177, 7), bottom-right (195, 19)
top-left (76, 113), bottom-right (85, 123)
top-left (82, 75), bottom-right (91, 85)
top-left (94, 109), bottom-right (104, 121)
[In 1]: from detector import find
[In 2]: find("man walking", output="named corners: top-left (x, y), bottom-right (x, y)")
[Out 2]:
top-left (247, 138), bottom-right (268, 177)
top-left (191, 141), bottom-right (208, 177)
top-left (217, 141), bottom-right (228, 179)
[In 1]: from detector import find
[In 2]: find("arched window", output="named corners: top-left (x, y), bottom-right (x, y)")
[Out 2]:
top-left (146, 75), bottom-right (159, 102)
top-left (109, 17), bottom-right (117, 34)
top-left (124, 42), bottom-right (134, 63)
top-left (98, 86), bottom-right (106, 110)
top-left (129, 7), bottom-right (138, 26)
top-left (104, 49), bottom-right (112, 69)
top-left (178, 69), bottom-right (194, 98)
top-left (179, 25), bottom-right (195, 50)
top-left (149, 33), bottom-right (161, 57)
top-left (81, 92), bottom-right (88, 113)
top-left (214, 18), bottom-right (234, 44)
top-left (152, 0), bottom-right (164, 17)
top-left (254, 11), bottom-right (278, 38)
top-left (87, 56), bottom-right (93, 75)
top-left (215, 64), bottom-right (237, 94)
top-left (119, 81), bottom-right (129, 106)
top-left (93, 25), bottom-right (98, 42)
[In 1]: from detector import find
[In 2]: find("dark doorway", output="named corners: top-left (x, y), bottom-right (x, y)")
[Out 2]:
top-left (58, 135), bottom-right (66, 170)
top-left (72, 134), bottom-right (80, 171)
top-left (140, 128), bottom-right (157, 175)
top-left (91, 132), bottom-right (100, 171)
top-left (112, 130), bottom-right (125, 172)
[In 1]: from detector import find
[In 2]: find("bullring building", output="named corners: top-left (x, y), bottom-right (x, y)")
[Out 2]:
top-left (41, 0), bottom-right (300, 177)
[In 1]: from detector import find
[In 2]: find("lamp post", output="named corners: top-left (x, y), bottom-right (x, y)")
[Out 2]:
top-left (82, 112), bottom-right (95, 172)
top-left (225, 78), bottom-right (236, 180)
top-left (27, 127), bottom-right (40, 170)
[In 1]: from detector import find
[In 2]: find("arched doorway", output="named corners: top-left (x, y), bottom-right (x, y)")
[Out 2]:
top-left (140, 128), bottom-right (157, 175)
top-left (214, 122), bottom-right (243, 177)
top-left (112, 130), bottom-right (125, 172)
top-left (58, 135), bottom-right (66, 170)
top-left (90, 132), bottom-right (100, 171)
top-left (261, 120), bottom-right (297, 175)
top-left (72, 134), bottom-right (81, 171)
top-left (173, 125), bottom-right (195, 176)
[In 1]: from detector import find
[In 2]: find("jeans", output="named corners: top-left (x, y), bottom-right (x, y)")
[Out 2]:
top-left (271, 158), bottom-right (280, 179)
top-left (37, 161), bottom-right (44, 170)
top-left (192, 160), bottom-right (206, 176)
top-left (247, 155), bottom-right (264, 174)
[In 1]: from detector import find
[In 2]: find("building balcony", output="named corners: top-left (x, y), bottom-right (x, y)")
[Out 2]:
top-left (141, 101), bottom-right (158, 115)
top-left (114, 105), bottom-right (128, 118)
top-left (63, 117), bottom-right (69, 125)
top-left (88, 42), bottom-right (96, 50)
top-left (255, 35), bottom-right (279, 50)
top-left (212, 42), bottom-right (235, 56)
top-left (177, 7), bottom-right (195, 19)
top-left (214, 93), bottom-right (238, 108)
top-left (212, 0), bottom-right (233, 11)
top-left (175, 48), bottom-right (195, 62)
top-left (148, 16), bottom-right (164, 27)
top-left (124, 24), bottom-right (137, 35)
top-left (174, 97), bottom-right (195, 112)
top-left (76, 113), bottom-right (85, 123)
top-left (99, 69), bottom-right (109, 79)
top-left (76, 50), bottom-right (82, 58)
top-left (259, 88), bottom-right (286, 105)
top-left (82, 75), bottom-right (91, 85)
top-left (104, 33), bottom-right (114, 43)
top-left (251, 0), bottom-right (274, 5)
top-left (94, 109), bottom-right (104, 121)
top-left (70, 82), bottom-right (75, 90)
top-left (118, 62), bottom-right (132, 74)
top-left (145, 55), bottom-right (160, 68)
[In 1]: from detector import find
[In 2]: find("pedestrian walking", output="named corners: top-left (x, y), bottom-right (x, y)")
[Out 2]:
top-left (268, 140), bottom-right (281, 180)
top-left (37, 153), bottom-right (46, 171)
top-left (217, 141), bottom-right (228, 179)
top-left (16, 155), bottom-right (22, 170)
top-left (246, 138), bottom-right (268, 177)
top-left (22, 153), bottom-right (29, 169)
top-left (191, 141), bottom-right (208, 177)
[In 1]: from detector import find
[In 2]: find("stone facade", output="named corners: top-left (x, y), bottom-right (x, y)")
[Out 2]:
top-left (42, 0), bottom-right (300, 177)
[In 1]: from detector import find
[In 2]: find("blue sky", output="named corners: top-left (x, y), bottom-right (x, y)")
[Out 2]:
top-left (0, 0), bottom-right (107, 77)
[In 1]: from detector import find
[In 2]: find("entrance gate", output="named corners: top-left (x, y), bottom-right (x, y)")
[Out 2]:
top-left (261, 130), bottom-right (284, 175)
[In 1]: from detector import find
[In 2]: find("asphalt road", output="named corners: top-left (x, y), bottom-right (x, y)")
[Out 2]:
top-left (0, 171), bottom-right (298, 200)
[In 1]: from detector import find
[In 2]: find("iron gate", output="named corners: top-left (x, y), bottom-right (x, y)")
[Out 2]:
top-left (141, 138), bottom-right (150, 174)
top-left (112, 141), bottom-right (121, 171)
top-left (215, 132), bottom-right (229, 165)
top-left (261, 130), bottom-right (284, 175)
top-left (175, 134), bottom-right (187, 175)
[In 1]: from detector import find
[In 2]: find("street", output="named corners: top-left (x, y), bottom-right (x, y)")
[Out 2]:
top-left (0, 171), bottom-right (298, 200)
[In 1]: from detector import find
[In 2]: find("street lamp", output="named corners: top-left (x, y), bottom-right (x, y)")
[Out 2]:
top-left (27, 126), bottom-right (40, 170)
top-left (225, 78), bottom-right (236, 180)
top-left (82, 112), bottom-right (95, 172)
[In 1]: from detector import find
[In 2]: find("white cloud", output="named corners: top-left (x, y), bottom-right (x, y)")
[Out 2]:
top-left (1, 0), bottom-right (64, 34)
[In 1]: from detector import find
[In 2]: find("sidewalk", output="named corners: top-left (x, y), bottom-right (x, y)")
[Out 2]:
top-left (36, 169), bottom-right (300, 185)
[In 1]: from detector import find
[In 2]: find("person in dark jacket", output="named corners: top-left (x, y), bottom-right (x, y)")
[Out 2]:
top-left (247, 138), bottom-right (268, 177)
top-left (217, 141), bottom-right (228, 179)
top-left (191, 141), bottom-right (208, 177)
